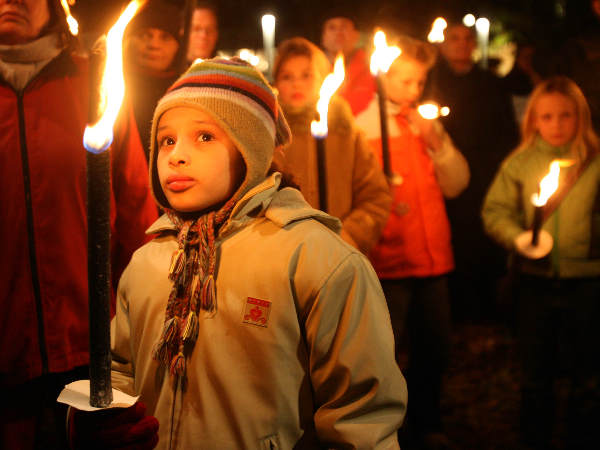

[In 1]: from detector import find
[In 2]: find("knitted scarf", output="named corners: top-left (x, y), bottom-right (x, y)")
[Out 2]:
top-left (152, 198), bottom-right (236, 379)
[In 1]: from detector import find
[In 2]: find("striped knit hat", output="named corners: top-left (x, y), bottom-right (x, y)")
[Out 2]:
top-left (149, 57), bottom-right (291, 210)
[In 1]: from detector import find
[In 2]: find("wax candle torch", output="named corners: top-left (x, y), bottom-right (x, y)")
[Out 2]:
top-left (370, 30), bottom-right (402, 185)
top-left (261, 14), bottom-right (276, 81)
top-left (310, 54), bottom-right (345, 212)
top-left (83, 0), bottom-right (146, 407)
top-left (530, 159), bottom-right (571, 247)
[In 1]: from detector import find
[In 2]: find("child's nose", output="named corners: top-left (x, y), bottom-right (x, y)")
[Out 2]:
top-left (169, 143), bottom-right (189, 166)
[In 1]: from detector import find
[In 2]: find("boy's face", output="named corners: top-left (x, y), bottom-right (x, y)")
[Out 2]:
top-left (533, 92), bottom-right (577, 147)
top-left (129, 27), bottom-right (179, 72)
top-left (156, 107), bottom-right (245, 212)
top-left (321, 17), bottom-right (358, 56)
top-left (187, 8), bottom-right (218, 61)
top-left (276, 55), bottom-right (320, 110)
top-left (385, 56), bottom-right (428, 108)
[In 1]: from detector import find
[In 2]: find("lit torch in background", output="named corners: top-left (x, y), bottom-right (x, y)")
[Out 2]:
top-left (83, 0), bottom-right (146, 408)
top-left (60, 0), bottom-right (79, 35)
top-left (310, 54), bottom-right (345, 212)
top-left (427, 17), bottom-right (447, 44)
top-left (417, 102), bottom-right (450, 120)
top-left (370, 30), bottom-right (402, 185)
top-left (261, 14), bottom-right (276, 81)
top-left (530, 159), bottom-right (572, 246)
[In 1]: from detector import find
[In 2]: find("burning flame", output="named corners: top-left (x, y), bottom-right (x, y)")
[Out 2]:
top-left (531, 159), bottom-right (574, 207)
top-left (238, 49), bottom-right (260, 66)
top-left (60, 0), bottom-right (79, 36)
top-left (417, 102), bottom-right (450, 120)
top-left (311, 54), bottom-right (345, 138)
top-left (83, 1), bottom-right (146, 153)
top-left (370, 30), bottom-right (402, 76)
top-left (427, 17), bottom-right (447, 43)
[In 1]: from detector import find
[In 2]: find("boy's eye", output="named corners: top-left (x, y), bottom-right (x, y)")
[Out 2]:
top-left (198, 133), bottom-right (214, 142)
top-left (159, 136), bottom-right (175, 147)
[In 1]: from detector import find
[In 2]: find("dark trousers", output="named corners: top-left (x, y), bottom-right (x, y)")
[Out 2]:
top-left (382, 276), bottom-right (452, 442)
top-left (517, 275), bottom-right (600, 450)
top-left (0, 365), bottom-right (89, 450)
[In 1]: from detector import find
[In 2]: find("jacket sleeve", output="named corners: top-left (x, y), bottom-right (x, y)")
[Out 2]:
top-left (303, 253), bottom-right (406, 449)
top-left (428, 121), bottom-right (470, 199)
top-left (481, 158), bottom-right (525, 250)
top-left (110, 102), bottom-right (159, 287)
top-left (110, 264), bottom-right (136, 396)
top-left (340, 131), bottom-right (392, 254)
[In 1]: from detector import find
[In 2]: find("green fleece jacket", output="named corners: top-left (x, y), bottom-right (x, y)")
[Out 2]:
top-left (482, 136), bottom-right (600, 278)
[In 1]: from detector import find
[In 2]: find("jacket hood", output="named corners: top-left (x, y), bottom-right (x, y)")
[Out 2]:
top-left (147, 172), bottom-right (342, 236)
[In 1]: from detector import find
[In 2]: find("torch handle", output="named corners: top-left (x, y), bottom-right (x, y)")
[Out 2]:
top-left (530, 205), bottom-right (543, 247)
top-left (376, 75), bottom-right (392, 179)
top-left (315, 137), bottom-right (328, 213)
top-left (87, 150), bottom-right (113, 408)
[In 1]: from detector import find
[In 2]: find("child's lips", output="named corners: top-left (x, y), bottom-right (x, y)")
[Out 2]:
top-left (166, 175), bottom-right (196, 192)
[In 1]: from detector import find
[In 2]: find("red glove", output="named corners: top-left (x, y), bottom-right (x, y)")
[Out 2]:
top-left (69, 401), bottom-right (159, 449)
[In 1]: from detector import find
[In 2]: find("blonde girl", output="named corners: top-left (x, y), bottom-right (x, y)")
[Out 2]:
top-left (482, 76), bottom-right (600, 449)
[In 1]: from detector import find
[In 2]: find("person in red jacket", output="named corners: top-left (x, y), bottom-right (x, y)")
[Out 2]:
top-left (356, 35), bottom-right (469, 450)
top-left (320, 9), bottom-right (376, 116)
top-left (0, 1), bottom-right (158, 448)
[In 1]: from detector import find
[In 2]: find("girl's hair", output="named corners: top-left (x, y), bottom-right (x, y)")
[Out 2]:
top-left (394, 35), bottom-right (437, 69)
top-left (517, 76), bottom-right (600, 161)
top-left (273, 37), bottom-right (331, 82)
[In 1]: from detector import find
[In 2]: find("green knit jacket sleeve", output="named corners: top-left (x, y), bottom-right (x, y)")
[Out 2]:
top-left (481, 154), bottom-right (527, 251)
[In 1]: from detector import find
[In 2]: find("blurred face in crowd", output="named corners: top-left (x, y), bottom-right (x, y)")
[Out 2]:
top-left (275, 55), bottom-right (321, 111)
top-left (187, 8), bottom-right (218, 61)
top-left (321, 17), bottom-right (358, 58)
top-left (0, 0), bottom-right (50, 45)
top-left (385, 56), bottom-right (428, 108)
top-left (533, 93), bottom-right (578, 147)
top-left (593, 0), bottom-right (600, 18)
top-left (439, 24), bottom-right (476, 74)
top-left (156, 107), bottom-right (245, 212)
top-left (130, 27), bottom-right (179, 72)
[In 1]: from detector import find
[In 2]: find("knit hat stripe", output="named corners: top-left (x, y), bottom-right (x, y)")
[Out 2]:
top-left (169, 81), bottom-right (276, 122)
top-left (159, 87), bottom-right (276, 139)
top-left (168, 73), bottom-right (278, 118)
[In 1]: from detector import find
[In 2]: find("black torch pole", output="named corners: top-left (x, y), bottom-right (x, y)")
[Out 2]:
top-left (315, 136), bottom-right (328, 212)
top-left (87, 45), bottom-right (113, 408)
top-left (530, 205), bottom-right (543, 247)
top-left (376, 74), bottom-right (392, 179)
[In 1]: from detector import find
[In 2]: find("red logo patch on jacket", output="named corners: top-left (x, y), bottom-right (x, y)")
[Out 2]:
top-left (243, 297), bottom-right (271, 327)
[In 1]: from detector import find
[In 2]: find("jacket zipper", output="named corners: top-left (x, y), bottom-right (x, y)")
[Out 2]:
top-left (17, 92), bottom-right (49, 375)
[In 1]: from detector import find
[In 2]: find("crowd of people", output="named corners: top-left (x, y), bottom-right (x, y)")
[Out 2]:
top-left (1, 0), bottom-right (599, 449)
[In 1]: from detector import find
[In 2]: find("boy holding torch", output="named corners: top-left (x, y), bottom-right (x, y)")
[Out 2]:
top-left (355, 34), bottom-right (469, 449)
top-left (70, 58), bottom-right (407, 449)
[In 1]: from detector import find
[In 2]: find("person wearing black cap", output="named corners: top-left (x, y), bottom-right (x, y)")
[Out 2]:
top-left (124, 0), bottom-right (185, 159)
top-left (320, 8), bottom-right (376, 116)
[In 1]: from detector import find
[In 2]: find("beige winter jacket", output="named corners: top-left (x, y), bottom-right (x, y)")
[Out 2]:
top-left (111, 173), bottom-right (407, 449)
top-left (275, 96), bottom-right (392, 255)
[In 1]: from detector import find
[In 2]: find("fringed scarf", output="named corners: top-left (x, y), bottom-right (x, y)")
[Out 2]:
top-left (152, 198), bottom-right (237, 379)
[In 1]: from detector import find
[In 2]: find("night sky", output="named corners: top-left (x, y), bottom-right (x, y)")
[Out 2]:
top-left (70, 0), bottom-right (589, 52)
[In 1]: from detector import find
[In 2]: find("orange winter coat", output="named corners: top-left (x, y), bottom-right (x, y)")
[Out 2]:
top-left (356, 98), bottom-right (470, 279)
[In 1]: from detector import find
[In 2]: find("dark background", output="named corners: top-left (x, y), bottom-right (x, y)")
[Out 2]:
top-left (70, 0), bottom-right (593, 53)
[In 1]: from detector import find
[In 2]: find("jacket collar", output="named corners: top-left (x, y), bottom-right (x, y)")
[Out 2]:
top-left (146, 173), bottom-right (341, 236)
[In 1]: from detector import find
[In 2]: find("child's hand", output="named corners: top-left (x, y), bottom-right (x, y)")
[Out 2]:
top-left (69, 401), bottom-right (159, 449)
top-left (408, 109), bottom-right (443, 152)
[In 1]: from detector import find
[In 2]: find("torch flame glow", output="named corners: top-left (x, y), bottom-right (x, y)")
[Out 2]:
top-left (311, 54), bottom-right (345, 138)
top-left (370, 30), bottom-right (402, 76)
top-left (83, 0), bottom-right (145, 153)
top-left (531, 159), bottom-right (574, 206)
top-left (427, 17), bottom-right (447, 43)
top-left (417, 102), bottom-right (451, 120)
top-left (60, 0), bottom-right (79, 35)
